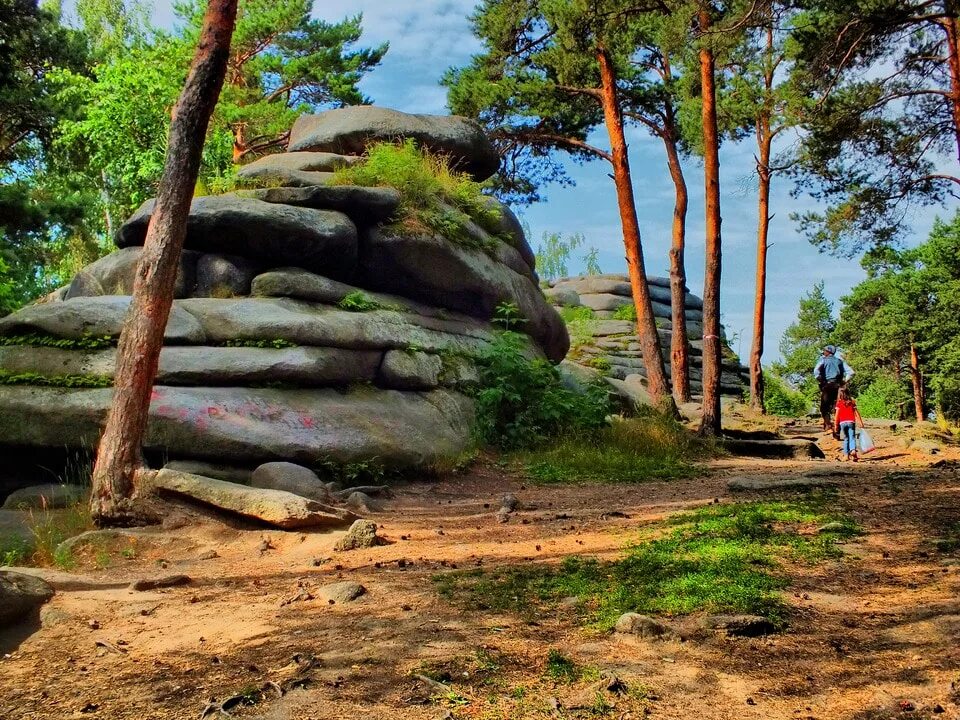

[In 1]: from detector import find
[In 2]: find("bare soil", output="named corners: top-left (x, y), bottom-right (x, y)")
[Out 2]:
top-left (2, 419), bottom-right (959, 720)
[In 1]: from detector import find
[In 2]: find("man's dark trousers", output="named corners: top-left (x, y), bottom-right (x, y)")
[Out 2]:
top-left (820, 380), bottom-right (841, 429)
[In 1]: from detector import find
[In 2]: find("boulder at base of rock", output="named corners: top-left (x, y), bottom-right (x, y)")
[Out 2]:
top-left (0, 570), bottom-right (54, 626)
top-left (0, 295), bottom-right (205, 343)
top-left (251, 462), bottom-right (331, 502)
top-left (614, 612), bottom-right (673, 639)
top-left (245, 185), bottom-right (400, 225)
top-left (194, 253), bottom-right (256, 298)
top-left (147, 470), bottom-right (354, 530)
top-left (288, 106), bottom-right (500, 182)
top-left (316, 580), bottom-right (365, 604)
top-left (344, 490), bottom-right (383, 513)
top-left (64, 247), bottom-right (199, 299)
top-left (605, 375), bottom-right (652, 413)
top-left (334, 519), bottom-right (383, 551)
top-left (2, 484), bottom-right (86, 510)
top-left (117, 195), bottom-right (358, 279)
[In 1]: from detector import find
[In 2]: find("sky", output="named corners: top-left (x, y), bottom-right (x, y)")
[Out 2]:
top-left (148, 0), bottom-right (957, 363)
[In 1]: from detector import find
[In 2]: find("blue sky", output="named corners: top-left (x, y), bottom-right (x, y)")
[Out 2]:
top-left (149, 0), bottom-right (957, 362)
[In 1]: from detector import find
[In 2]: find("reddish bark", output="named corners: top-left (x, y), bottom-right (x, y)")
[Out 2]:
top-left (909, 342), bottom-right (926, 423)
top-left (596, 46), bottom-right (675, 412)
top-left (90, 0), bottom-right (239, 526)
top-left (661, 51), bottom-right (691, 405)
top-left (698, 7), bottom-right (723, 436)
top-left (942, 1), bottom-right (960, 163)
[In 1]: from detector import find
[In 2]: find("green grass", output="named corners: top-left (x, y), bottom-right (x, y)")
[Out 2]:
top-left (510, 415), bottom-right (707, 484)
top-left (220, 338), bottom-right (298, 349)
top-left (435, 495), bottom-right (859, 630)
top-left (611, 303), bottom-right (637, 321)
top-left (0, 333), bottom-right (115, 350)
top-left (331, 140), bottom-right (508, 250)
top-left (558, 306), bottom-right (595, 323)
top-left (0, 370), bottom-right (113, 388)
top-left (0, 494), bottom-right (94, 568)
top-left (334, 290), bottom-right (403, 313)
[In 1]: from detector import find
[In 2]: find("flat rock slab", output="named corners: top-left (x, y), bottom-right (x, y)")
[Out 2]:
top-left (117, 195), bottom-right (358, 279)
top-left (288, 106), bottom-right (500, 182)
top-left (162, 461), bottom-right (252, 485)
top-left (728, 476), bottom-right (840, 492)
top-left (245, 185), bottom-right (400, 225)
top-left (238, 151), bottom-right (360, 175)
top-left (2, 483), bottom-right (86, 510)
top-left (721, 438), bottom-right (826, 460)
top-left (0, 296), bottom-right (205, 343)
top-left (0, 570), bottom-right (54, 626)
top-left (147, 470), bottom-right (355, 530)
top-left (0, 385), bottom-right (476, 468)
top-left (316, 581), bottom-right (365, 604)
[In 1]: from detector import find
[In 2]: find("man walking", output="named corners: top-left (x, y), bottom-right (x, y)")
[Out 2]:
top-left (814, 345), bottom-right (850, 433)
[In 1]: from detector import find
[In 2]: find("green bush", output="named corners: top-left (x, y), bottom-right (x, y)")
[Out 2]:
top-left (332, 140), bottom-right (505, 250)
top-left (557, 305), bottom-right (594, 323)
top-left (611, 303), bottom-right (637, 321)
top-left (763, 372), bottom-right (811, 417)
top-left (856, 373), bottom-right (911, 419)
top-left (473, 330), bottom-right (610, 449)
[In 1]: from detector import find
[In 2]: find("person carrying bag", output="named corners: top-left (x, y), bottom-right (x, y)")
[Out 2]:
top-left (834, 387), bottom-right (865, 461)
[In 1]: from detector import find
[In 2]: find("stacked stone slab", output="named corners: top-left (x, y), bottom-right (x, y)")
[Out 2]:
top-left (546, 274), bottom-right (748, 396)
top-left (0, 107), bottom-right (568, 494)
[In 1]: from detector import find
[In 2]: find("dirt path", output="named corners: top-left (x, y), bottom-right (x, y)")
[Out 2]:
top-left (1, 422), bottom-right (959, 720)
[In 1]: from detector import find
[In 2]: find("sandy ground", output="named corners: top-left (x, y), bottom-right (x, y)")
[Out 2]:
top-left (1, 420), bottom-right (959, 720)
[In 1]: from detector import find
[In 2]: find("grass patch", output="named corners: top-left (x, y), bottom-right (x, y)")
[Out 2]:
top-left (335, 290), bottom-right (403, 313)
top-left (0, 494), bottom-right (94, 568)
top-left (435, 495), bottom-right (858, 629)
top-left (511, 414), bottom-right (707, 484)
top-left (611, 303), bottom-right (637, 321)
top-left (331, 139), bottom-right (508, 251)
top-left (0, 370), bottom-right (113, 388)
top-left (0, 333), bottom-right (115, 350)
top-left (558, 305), bottom-right (598, 349)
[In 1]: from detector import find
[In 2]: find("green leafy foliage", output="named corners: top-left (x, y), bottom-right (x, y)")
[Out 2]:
top-left (855, 374), bottom-right (910, 420)
top-left (557, 306), bottom-right (594, 323)
top-left (491, 301), bottom-right (526, 330)
top-left (220, 338), bottom-right (297, 349)
top-left (763, 372), bottom-right (811, 417)
top-left (332, 140), bottom-right (506, 250)
top-left (774, 281), bottom-right (836, 399)
top-left (336, 290), bottom-right (384, 313)
top-left (611, 303), bottom-right (637, 321)
top-left (534, 232), bottom-right (584, 282)
top-left (472, 330), bottom-right (610, 450)
top-left (436, 496), bottom-right (858, 629)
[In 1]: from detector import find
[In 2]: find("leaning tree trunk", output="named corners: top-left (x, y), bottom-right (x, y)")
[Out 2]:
top-left (90, 0), bottom-right (239, 526)
top-left (909, 341), bottom-right (926, 423)
top-left (596, 45), bottom-right (676, 412)
top-left (698, 8), bottom-right (723, 436)
top-left (661, 86), bottom-right (692, 405)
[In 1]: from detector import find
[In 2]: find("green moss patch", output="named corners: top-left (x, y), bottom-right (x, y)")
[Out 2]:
top-left (0, 370), bottom-right (112, 388)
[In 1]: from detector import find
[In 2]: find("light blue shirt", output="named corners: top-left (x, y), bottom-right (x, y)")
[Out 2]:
top-left (814, 352), bottom-right (854, 382)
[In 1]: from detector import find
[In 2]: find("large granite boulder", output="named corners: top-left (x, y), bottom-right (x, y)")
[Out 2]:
top-left (117, 195), bottom-right (358, 279)
top-left (245, 185), bottom-right (400, 225)
top-left (288, 106), bottom-right (500, 182)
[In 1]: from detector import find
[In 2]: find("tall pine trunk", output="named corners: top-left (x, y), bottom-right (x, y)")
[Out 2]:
top-left (750, 26), bottom-right (775, 413)
top-left (661, 51), bottom-right (691, 404)
top-left (698, 7), bottom-right (723, 436)
top-left (596, 46), bottom-right (675, 412)
top-left (942, 0), bottom-right (960, 162)
top-left (90, 0), bottom-right (239, 526)
top-left (909, 341), bottom-right (926, 423)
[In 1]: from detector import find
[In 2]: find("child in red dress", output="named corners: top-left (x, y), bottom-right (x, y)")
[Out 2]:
top-left (834, 387), bottom-right (864, 461)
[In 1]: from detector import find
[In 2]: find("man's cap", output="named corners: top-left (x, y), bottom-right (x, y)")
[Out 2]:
top-left (824, 344), bottom-right (836, 354)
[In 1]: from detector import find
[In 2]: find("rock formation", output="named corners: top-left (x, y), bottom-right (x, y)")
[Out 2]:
top-left (546, 274), bottom-right (749, 398)
top-left (0, 106), bottom-right (566, 491)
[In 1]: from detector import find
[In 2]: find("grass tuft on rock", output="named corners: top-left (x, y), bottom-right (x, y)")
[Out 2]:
top-left (331, 140), bottom-right (506, 250)
top-left (435, 495), bottom-right (859, 629)
top-left (0, 370), bottom-right (113, 388)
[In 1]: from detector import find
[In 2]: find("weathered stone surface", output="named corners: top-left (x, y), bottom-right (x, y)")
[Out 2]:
top-left (379, 349), bottom-right (442, 390)
top-left (2, 484), bottom-right (86, 510)
top-left (555, 277), bottom-right (633, 297)
top-left (727, 475), bottom-right (838, 492)
top-left (245, 185), bottom-right (400, 225)
top-left (344, 490), bottom-right (383, 513)
top-left (0, 296), bottom-right (205, 343)
top-left (721, 439), bottom-right (826, 461)
top-left (236, 167), bottom-right (335, 188)
top-left (237, 151), bottom-right (359, 176)
top-left (579, 293), bottom-right (702, 321)
top-left (0, 385), bottom-right (476, 468)
top-left (176, 297), bottom-right (501, 357)
top-left (702, 614), bottom-right (775, 637)
top-left (605, 375), bottom-right (652, 412)
top-left (194, 254), bottom-right (256, 298)
top-left (614, 613), bottom-right (673, 639)
top-left (163, 461), bottom-right (252, 485)
top-left (147, 469), bottom-right (355, 530)
top-left (543, 287), bottom-right (580, 307)
top-left (482, 196), bottom-right (536, 271)
top-left (334, 519), bottom-right (382, 551)
top-left (315, 580), bottom-right (365, 604)
top-left (66, 247), bottom-right (199, 299)
top-left (251, 462), bottom-right (331, 502)
top-left (288, 106), bottom-right (500, 181)
top-left (360, 229), bottom-right (568, 362)
top-left (0, 570), bottom-right (54, 626)
top-left (117, 195), bottom-right (358, 279)
top-left (558, 359), bottom-right (603, 394)
top-left (0, 345), bottom-right (382, 387)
